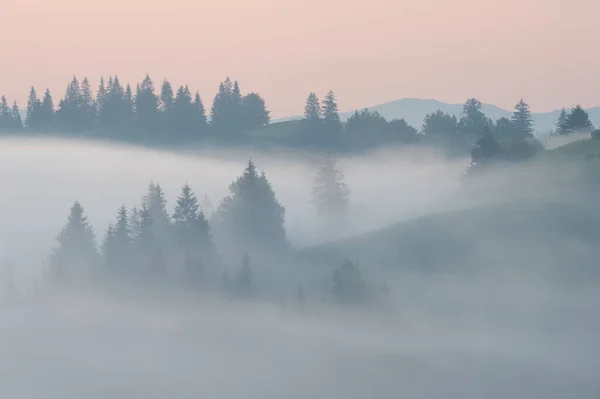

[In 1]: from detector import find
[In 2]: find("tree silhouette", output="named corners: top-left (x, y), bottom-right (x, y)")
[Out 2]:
top-left (511, 99), bottom-right (534, 138)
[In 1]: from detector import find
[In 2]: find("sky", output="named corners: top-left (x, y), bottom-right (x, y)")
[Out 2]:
top-left (1, 0), bottom-right (599, 118)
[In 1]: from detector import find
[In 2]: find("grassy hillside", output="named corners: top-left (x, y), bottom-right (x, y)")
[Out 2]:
top-left (299, 199), bottom-right (600, 279)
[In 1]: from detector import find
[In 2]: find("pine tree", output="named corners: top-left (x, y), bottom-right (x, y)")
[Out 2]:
top-left (216, 160), bottom-right (287, 252)
top-left (49, 202), bottom-right (97, 283)
top-left (123, 84), bottom-right (135, 127)
top-left (0, 96), bottom-right (12, 128)
top-left (556, 108), bottom-right (569, 135)
top-left (210, 77), bottom-right (245, 139)
top-left (25, 86), bottom-right (42, 129)
top-left (11, 102), bottom-right (22, 129)
top-left (511, 99), bottom-right (534, 138)
top-left (40, 89), bottom-right (55, 128)
top-left (159, 80), bottom-right (174, 133)
top-left (322, 90), bottom-right (341, 133)
top-left (312, 154), bottom-right (350, 217)
top-left (97, 77), bottom-right (107, 111)
top-left (57, 76), bottom-right (84, 131)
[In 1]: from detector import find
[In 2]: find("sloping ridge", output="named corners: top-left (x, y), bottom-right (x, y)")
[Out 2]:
top-left (300, 200), bottom-right (600, 272)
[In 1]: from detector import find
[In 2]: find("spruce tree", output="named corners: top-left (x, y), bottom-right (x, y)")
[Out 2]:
top-left (25, 86), bottom-right (42, 129)
top-left (97, 77), bottom-right (107, 111)
top-left (102, 205), bottom-right (132, 273)
top-left (303, 92), bottom-right (321, 122)
top-left (80, 77), bottom-right (97, 130)
top-left (143, 182), bottom-right (171, 232)
top-left (173, 85), bottom-right (195, 138)
top-left (159, 80), bottom-right (174, 133)
top-left (40, 89), bottom-right (55, 128)
top-left (57, 76), bottom-right (84, 131)
top-left (0, 96), bottom-right (12, 128)
top-left (49, 202), bottom-right (97, 283)
top-left (11, 102), bottom-right (23, 129)
top-left (312, 154), bottom-right (350, 217)
top-left (135, 74), bottom-right (159, 134)
top-left (511, 99), bottom-right (534, 138)
top-left (216, 160), bottom-right (286, 252)
top-left (322, 90), bottom-right (341, 135)
top-left (556, 108), bottom-right (569, 135)
top-left (193, 91), bottom-right (207, 134)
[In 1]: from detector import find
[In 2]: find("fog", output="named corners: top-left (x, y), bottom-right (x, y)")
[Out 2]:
top-left (1, 136), bottom-right (599, 398)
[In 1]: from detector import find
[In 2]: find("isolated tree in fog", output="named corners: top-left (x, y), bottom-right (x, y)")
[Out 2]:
top-left (216, 160), bottom-right (287, 251)
top-left (565, 105), bottom-right (594, 134)
top-left (25, 86), bottom-right (42, 129)
top-left (50, 202), bottom-right (97, 282)
top-left (332, 259), bottom-right (366, 305)
top-left (511, 99), bottom-right (534, 138)
top-left (555, 108), bottom-right (569, 135)
top-left (312, 154), bottom-right (350, 217)
top-left (11, 102), bottom-right (23, 129)
top-left (242, 92), bottom-right (270, 129)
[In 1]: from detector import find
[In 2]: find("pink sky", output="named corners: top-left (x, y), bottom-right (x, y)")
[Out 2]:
top-left (1, 0), bottom-right (598, 118)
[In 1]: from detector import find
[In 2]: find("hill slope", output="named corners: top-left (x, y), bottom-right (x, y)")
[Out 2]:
top-left (299, 200), bottom-right (600, 276)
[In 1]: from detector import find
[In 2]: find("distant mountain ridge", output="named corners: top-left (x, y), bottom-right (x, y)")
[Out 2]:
top-left (273, 98), bottom-right (600, 134)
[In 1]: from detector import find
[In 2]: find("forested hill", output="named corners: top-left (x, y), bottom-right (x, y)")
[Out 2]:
top-left (1, 74), bottom-right (599, 155)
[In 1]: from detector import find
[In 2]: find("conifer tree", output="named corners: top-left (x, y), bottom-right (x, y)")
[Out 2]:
top-left (511, 99), bottom-right (534, 138)
top-left (0, 96), bottom-right (12, 128)
top-left (458, 98), bottom-right (492, 140)
top-left (11, 102), bottom-right (22, 129)
top-left (143, 182), bottom-right (171, 232)
top-left (102, 205), bottom-right (132, 273)
top-left (135, 74), bottom-right (159, 134)
top-left (333, 259), bottom-right (366, 305)
top-left (40, 89), bottom-right (55, 128)
top-left (123, 84), bottom-right (135, 127)
top-left (172, 85), bottom-right (194, 138)
top-left (210, 77), bottom-right (245, 139)
top-left (216, 160), bottom-right (286, 252)
top-left (25, 86), bottom-right (42, 129)
top-left (159, 80), bottom-right (174, 132)
top-left (242, 93), bottom-right (270, 129)
top-left (312, 154), bottom-right (350, 217)
top-left (49, 202), bottom-right (97, 283)
top-left (556, 108), bottom-right (569, 135)
top-left (303, 92), bottom-right (321, 122)
top-left (322, 90), bottom-right (341, 135)
top-left (57, 76), bottom-right (84, 131)
top-left (80, 77), bottom-right (97, 130)
top-left (565, 105), bottom-right (594, 134)
top-left (97, 77), bottom-right (107, 111)
top-left (193, 91), bottom-right (207, 134)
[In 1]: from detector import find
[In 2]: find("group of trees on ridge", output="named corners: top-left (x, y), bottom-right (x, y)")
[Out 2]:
top-left (39, 155), bottom-right (369, 307)
top-left (1, 75), bottom-right (596, 152)
top-left (0, 76), bottom-right (270, 141)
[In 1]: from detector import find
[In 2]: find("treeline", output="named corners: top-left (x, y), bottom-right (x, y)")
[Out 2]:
top-left (41, 156), bottom-right (380, 308)
top-left (0, 75), bottom-right (269, 142)
top-left (1, 74), bottom-right (597, 152)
